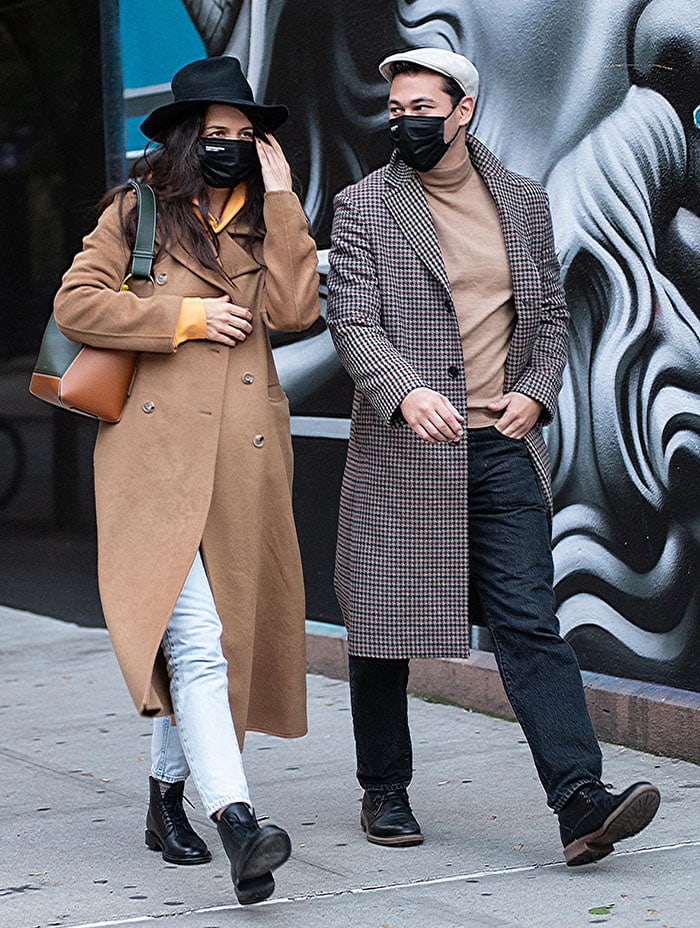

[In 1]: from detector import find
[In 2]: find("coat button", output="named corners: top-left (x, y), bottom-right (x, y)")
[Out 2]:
top-left (142, 400), bottom-right (156, 413)
top-left (155, 272), bottom-right (168, 285)
top-left (242, 372), bottom-right (254, 384)
top-left (252, 434), bottom-right (265, 448)
top-left (447, 365), bottom-right (461, 379)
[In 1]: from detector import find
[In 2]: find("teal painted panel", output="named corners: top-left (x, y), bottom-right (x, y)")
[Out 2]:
top-left (120, 0), bottom-right (205, 149)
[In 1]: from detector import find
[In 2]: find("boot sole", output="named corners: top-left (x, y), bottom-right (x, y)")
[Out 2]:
top-left (236, 871), bottom-right (275, 906)
top-left (564, 784), bottom-right (661, 866)
top-left (236, 829), bottom-right (292, 883)
top-left (145, 829), bottom-right (212, 865)
top-left (360, 811), bottom-right (425, 846)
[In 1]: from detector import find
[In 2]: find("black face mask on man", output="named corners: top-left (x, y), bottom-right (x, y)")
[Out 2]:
top-left (389, 105), bottom-right (461, 172)
top-left (197, 138), bottom-right (258, 188)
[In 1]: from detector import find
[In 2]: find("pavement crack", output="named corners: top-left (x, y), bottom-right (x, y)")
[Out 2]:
top-left (57, 840), bottom-right (700, 928)
top-left (0, 745), bottom-right (141, 802)
top-left (289, 853), bottom-right (347, 877)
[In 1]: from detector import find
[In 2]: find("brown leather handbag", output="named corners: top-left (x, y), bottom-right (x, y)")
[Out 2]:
top-left (29, 181), bottom-right (156, 422)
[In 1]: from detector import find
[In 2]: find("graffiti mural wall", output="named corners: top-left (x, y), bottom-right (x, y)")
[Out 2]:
top-left (176, 1), bottom-right (700, 691)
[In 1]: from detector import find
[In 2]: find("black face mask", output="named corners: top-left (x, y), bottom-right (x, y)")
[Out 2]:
top-left (389, 106), bottom-right (461, 172)
top-left (197, 138), bottom-right (258, 188)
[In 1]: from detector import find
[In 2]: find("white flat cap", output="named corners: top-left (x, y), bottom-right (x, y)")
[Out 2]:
top-left (379, 47), bottom-right (479, 102)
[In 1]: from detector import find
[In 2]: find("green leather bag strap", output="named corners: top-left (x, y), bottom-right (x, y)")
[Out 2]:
top-left (127, 179), bottom-right (156, 281)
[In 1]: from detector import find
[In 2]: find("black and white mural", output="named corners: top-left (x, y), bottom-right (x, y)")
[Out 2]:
top-left (181, 0), bottom-right (700, 691)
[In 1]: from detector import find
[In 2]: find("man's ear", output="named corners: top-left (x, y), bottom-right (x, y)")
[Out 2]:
top-left (458, 96), bottom-right (475, 127)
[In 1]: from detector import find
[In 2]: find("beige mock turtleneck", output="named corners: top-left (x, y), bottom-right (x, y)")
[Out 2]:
top-left (420, 147), bottom-right (515, 428)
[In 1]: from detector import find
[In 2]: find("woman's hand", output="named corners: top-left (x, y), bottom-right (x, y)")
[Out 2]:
top-left (255, 134), bottom-right (293, 192)
top-left (203, 294), bottom-right (253, 346)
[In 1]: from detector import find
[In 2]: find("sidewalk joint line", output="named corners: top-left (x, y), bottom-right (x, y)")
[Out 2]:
top-left (58, 839), bottom-right (700, 928)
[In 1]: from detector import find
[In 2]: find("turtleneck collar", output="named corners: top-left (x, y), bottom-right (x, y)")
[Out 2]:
top-left (419, 144), bottom-right (473, 193)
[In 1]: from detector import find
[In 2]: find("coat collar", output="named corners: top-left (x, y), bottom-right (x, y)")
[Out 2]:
top-left (383, 134), bottom-right (512, 190)
top-left (382, 134), bottom-right (531, 302)
top-left (382, 152), bottom-right (451, 294)
top-left (167, 222), bottom-right (261, 293)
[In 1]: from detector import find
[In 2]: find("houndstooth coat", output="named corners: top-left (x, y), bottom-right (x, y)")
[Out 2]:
top-left (326, 135), bottom-right (569, 659)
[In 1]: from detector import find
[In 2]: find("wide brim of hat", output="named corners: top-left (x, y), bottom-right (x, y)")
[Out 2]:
top-left (140, 98), bottom-right (289, 140)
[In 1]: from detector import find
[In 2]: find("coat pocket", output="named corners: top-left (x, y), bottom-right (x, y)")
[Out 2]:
top-left (267, 382), bottom-right (287, 403)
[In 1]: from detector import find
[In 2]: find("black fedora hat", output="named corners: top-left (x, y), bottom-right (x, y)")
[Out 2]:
top-left (140, 56), bottom-right (289, 140)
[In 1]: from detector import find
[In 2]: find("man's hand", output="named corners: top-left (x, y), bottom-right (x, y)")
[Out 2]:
top-left (487, 392), bottom-right (543, 438)
top-left (400, 388), bottom-right (464, 443)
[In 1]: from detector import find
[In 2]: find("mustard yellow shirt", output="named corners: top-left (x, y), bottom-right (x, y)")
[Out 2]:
top-left (173, 184), bottom-right (247, 347)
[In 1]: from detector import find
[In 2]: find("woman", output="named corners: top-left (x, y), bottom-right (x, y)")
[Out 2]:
top-left (53, 56), bottom-right (319, 905)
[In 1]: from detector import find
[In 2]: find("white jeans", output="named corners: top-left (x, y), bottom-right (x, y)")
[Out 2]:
top-left (150, 551), bottom-right (251, 817)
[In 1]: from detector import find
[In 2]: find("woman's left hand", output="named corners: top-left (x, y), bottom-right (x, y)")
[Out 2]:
top-left (256, 134), bottom-right (293, 192)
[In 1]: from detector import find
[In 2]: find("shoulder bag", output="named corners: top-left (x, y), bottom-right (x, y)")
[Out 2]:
top-left (29, 180), bottom-right (156, 423)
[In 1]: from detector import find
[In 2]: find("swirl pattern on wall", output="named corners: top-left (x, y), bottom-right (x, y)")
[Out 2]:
top-left (547, 87), bottom-right (700, 688)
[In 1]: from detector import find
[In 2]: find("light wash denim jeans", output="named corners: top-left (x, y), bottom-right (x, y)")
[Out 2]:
top-left (150, 551), bottom-right (251, 817)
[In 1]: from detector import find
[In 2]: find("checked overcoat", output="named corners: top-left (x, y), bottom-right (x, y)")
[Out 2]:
top-left (326, 134), bottom-right (569, 659)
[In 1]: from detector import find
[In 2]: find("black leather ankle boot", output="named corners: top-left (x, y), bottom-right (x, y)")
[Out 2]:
top-left (216, 803), bottom-right (291, 905)
top-left (361, 788), bottom-right (424, 846)
top-left (145, 776), bottom-right (212, 865)
top-left (558, 780), bottom-right (660, 866)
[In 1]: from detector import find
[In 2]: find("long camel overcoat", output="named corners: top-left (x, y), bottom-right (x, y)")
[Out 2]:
top-left (54, 189), bottom-right (319, 744)
top-left (326, 136), bottom-right (569, 660)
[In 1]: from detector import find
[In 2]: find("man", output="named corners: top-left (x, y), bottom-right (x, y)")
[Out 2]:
top-left (326, 47), bottom-right (660, 866)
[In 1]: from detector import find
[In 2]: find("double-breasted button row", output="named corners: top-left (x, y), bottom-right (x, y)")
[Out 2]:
top-left (252, 434), bottom-right (265, 448)
top-left (142, 400), bottom-right (156, 413)
top-left (242, 372), bottom-right (254, 384)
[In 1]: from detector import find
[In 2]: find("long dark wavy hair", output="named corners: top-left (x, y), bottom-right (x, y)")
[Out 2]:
top-left (99, 104), bottom-right (266, 276)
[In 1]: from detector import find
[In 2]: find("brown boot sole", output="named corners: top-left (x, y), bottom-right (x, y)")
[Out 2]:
top-left (564, 783), bottom-right (661, 867)
top-left (360, 811), bottom-right (425, 847)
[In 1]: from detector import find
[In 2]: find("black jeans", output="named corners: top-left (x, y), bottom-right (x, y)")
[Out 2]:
top-left (349, 427), bottom-right (603, 812)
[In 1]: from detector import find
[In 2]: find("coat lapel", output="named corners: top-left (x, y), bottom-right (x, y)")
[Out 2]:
top-left (467, 136), bottom-right (540, 311)
top-left (167, 225), bottom-right (261, 295)
top-left (467, 136), bottom-right (544, 390)
top-left (382, 154), bottom-right (451, 296)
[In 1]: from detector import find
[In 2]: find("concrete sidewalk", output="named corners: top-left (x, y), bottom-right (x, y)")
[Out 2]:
top-left (1, 606), bottom-right (698, 928)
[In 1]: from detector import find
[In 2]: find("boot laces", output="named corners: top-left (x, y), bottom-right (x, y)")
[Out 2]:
top-left (164, 791), bottom-right (192, 829)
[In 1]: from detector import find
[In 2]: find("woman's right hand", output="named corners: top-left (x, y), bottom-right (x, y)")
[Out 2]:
top-left (203, 294), bottom-right (253, 346)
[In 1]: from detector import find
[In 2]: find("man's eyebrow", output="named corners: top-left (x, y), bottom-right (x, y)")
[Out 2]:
top-left (388, 96), bottom-right (437, 106)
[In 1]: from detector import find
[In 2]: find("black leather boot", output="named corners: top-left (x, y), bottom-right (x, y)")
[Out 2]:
top-left (361, 788), bottom-right (424, 846)
top-left (559, 780), bottom-right (660, 866)
top-left (145, 776), bottom-right (212, 865)
top-left (216, 803), bottom-right (291, 905)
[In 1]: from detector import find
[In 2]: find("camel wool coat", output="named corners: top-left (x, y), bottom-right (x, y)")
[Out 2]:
top-left (54, 188), bottom-right (319, 744)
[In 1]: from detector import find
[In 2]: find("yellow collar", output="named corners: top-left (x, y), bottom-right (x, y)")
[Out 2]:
top-left (194, 183), bottom-right (247, 233)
